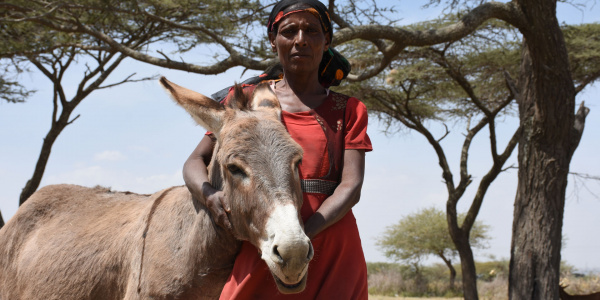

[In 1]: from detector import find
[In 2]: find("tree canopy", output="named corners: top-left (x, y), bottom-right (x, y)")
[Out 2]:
top-left (378, 206), bottom-right (489, 289)
top-left (378, 207), bottom-right (489, 263)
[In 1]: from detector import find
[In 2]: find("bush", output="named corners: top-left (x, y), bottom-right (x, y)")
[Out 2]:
top-left (478, 276), bottom-right (508, 300)
top-left (367, 262), bottom-right (462, 297)
top-left (475, 260), bottom-right (509, 282)
top-left (367, 260), bottom-right (600, 298)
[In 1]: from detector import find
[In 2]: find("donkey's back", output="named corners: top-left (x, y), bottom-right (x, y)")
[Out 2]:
top-left (0, 184), bottom-right (233, 300)
top-left (0, 184), bottom-right (150, 299)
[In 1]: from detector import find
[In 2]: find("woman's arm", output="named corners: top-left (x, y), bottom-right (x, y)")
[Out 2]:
top-left (303, 149), bottom-right (366, 239)
top-left (183, 135), bottom-right (232, 231)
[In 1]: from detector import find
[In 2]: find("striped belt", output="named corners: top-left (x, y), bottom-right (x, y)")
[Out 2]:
top-left (301, 179), bottom-right (338, 195)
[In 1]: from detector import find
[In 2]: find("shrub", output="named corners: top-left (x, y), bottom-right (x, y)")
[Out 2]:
top-left (478, 276), bottom-right (508, 300)
top-left (367, 260), bottom-right (600, 298)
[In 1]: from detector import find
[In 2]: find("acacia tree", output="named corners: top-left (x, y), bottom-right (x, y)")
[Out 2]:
top-left (0, 3), bottom-right (167, 204)
top-left (338, 19), bottom-right (524, 298)
top-left (378, 207), bottom-right (490, 290)
top-left (16, 48), bottom-right (153, 204)
top-left (2, 0), bottom-right (600, 298)
top-left (340, 19), bottom-right (597, 298)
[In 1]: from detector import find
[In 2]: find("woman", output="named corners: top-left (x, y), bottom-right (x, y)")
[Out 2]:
top-left (183, 0), bottom-right (372, 298)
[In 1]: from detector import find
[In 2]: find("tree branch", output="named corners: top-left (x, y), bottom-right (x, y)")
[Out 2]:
top-left (462, 124), bottom-right (520, 232)
top-left (67, 114), bottom-right (80, 125)
top-left (503, 70), bottom-right (520, 104)
top-left (70, 18), bottom-right (274, 74)
top-left (76, 51), bottom-right (118, 98)
top-left (1, 44), bottom-right (111, 59)
top-left (569, 101), bottom-right (590, 159)
top-left (3, 0), bottom-right (528, 84)
top-left (347, 42), bottom-right (404, 81)
top-left (135, 7), bottom-right (241, 56)
top-left (569, 172), bottom-right (600, 181)
top-left (428, 47), bottom-right (492, 116)
top-left (28, 57), bottom-right (69, 110)
top-left (574, 70), bottom-right (600, 95)
top-left (98, 73), bottom-right (157, 90)
top-left (333, 2), bottom-right (526, 46)
top-left (454, 117), bottom-right (489, 207)
top-left (411, 115), bottom-right (455, 194)
top-left (437, 124), bottom-right (450, 143)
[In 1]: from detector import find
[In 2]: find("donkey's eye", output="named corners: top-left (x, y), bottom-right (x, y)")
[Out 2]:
top-left (294, 159), bottom-right (302, 169)
top-left (227, 164), bottom-right (247, 177)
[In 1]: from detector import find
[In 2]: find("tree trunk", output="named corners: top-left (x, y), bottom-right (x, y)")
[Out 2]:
top-left (453, 230), bottom-right (478, 300)
top-left (19, 120), bottom-right (70, 205)
top-left (440, 255), bottom-right (457, 291)
top-left (509, 0), bottom-right (576, 299)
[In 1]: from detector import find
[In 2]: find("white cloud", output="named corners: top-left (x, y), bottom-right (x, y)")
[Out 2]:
top-left (94, 150), bottom-right (126, 161)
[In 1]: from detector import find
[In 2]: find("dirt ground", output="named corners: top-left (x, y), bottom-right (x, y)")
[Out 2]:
top-left (369, 296), bottom-right (463, 300)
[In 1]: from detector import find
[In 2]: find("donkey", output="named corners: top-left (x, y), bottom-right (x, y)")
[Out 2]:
top-left (0, 77), bottom-right (313, 299)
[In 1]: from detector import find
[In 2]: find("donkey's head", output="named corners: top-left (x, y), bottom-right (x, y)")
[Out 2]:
top-left (160, 77), bottom-right (313, 294)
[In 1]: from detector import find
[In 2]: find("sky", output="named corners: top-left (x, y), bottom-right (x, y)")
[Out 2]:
top-left (1, 1), bottom-right (599, 273)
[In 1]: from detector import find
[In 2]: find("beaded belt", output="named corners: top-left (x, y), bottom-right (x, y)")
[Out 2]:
top-left (301, 179), bottom-right (338, 195)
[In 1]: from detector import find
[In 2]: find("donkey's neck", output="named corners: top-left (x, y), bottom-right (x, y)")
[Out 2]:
top-left (163, 143), bottom-right (242, 296)
top-left (146, 187), bottom-right (240, 298)
top-left (187, 195), bottom-right (240, 271)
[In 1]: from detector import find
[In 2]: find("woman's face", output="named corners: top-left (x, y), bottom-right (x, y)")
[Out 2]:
top-left (269, 11), bottom-right (330, 77)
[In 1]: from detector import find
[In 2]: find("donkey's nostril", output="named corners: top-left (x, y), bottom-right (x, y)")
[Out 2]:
top-left (273, 245), bottom-right (283, 262)
top-left (307, 242), bottom-right (314, 260)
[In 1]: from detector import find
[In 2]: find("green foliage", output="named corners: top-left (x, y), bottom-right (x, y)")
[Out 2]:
top-left (0, 0), bottom-right (269, 60)
top-left (474, 260), bottom-right (510, 282)
top-left (563, 23), bottom-right (600, 91)
top-left (0, 59), bottom-right (33, 103)
top-left (335, 17), bottom-right (522, 132)
top-left (337, 19), bottom-right (600, 133)
top-left (2, 0), bottom-right (268, 101)
top-left (0, 76), bottom-right (31, 103)
top-left (376, 206), bottom-right (490, 264)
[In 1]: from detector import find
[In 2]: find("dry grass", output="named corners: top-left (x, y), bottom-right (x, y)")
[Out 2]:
top-left (478, 276), bottom-right (508, 300)
top-left (367, 261), bottom-right (600, 299)
top-left (368, 268), bottom-right (406, 295)
top-left (561, 274), bottom-right (600, 294)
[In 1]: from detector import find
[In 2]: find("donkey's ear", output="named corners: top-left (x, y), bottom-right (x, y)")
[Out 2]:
top-left (250, 82), bottom-right (281, 118)
top-left (226, 84), bottom-right (248, 110)
top-left (159, 77), bottom-right (226, 134)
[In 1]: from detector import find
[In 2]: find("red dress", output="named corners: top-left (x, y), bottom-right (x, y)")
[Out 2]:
top-left (219, 90), bottom-right (373, 300)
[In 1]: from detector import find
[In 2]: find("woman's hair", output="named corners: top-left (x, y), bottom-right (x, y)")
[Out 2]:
top-left (267, 0), bottom-right (333, 42)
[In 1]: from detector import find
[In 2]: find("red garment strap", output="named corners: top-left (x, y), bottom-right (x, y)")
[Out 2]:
top-left (309, 91), bottom-right (348, 183)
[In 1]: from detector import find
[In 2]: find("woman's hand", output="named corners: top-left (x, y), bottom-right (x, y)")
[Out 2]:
top-left (201, 183), bottom-right (233, 232)
top-left (183, 135), bottom-right (233, 233)
top-left (303, 149), bottom-right (366, 239)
